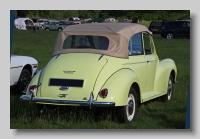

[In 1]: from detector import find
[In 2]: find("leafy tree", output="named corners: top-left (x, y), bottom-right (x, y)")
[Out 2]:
top-left (15, 10), bottom-right (190, 21)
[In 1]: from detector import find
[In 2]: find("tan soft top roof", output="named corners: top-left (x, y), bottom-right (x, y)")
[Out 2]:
top-left (53, 23), bottom-right (152, 59)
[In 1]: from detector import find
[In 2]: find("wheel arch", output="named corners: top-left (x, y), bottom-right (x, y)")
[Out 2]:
top-left (154, 58), bottom-right (177, 94)
top-left (131, 82), bottom-right (141, 104)
top-left (58, 27), bottom-right (62, 30)
top-left (95, 68), bottom-right (140, 106)
top-left (166, 31), bottom-right (175, 37)
top-left (170, 69), bottom-right (176, 83)
top-left (21, 64), bottom-right (32, 77)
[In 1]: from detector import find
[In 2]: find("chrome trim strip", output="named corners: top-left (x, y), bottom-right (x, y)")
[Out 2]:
top-left (10, 66), bottom-right (23, 69)
top-left (20, 92), bottom-right (115, 107)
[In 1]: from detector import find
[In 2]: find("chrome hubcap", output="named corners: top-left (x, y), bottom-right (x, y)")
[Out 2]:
top-left (126, 94), bottom-right (135, 121)
top-left (167, 78), bottom-right (172, 100)
top-left (128, 100), bottom-right (134, 115)
top-left (167, 34), bottom-right (173, 39)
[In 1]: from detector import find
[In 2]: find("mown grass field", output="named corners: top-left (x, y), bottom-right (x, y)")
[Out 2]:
top-left (10, 26), bottom-right (190, 129)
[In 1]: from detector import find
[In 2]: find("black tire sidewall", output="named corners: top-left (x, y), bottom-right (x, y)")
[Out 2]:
top-left (17, 69), bottom-right (31, 95)
top-left (118, 88), bottom-right (138, 124)
top-left (162, 75), bottom-right (173, 102)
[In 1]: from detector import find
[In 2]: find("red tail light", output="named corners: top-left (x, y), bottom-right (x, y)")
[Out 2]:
top-left (29, 85), bottom-right (37, 93)
top-left (99, 88), bottom-right (108, 98)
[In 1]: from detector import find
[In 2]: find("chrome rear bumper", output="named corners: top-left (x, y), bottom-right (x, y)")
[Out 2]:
top-left (20, 92), bottom-right (115, 108)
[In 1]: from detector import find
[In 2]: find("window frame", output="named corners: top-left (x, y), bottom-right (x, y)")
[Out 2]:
top-left (128, 33), bottom-right (144, 56)
top-left (142, 32), bottom-right (155, 55)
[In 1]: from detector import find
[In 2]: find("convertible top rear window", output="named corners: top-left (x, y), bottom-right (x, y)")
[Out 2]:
top-left (62, 35), bottom-right (109, 50)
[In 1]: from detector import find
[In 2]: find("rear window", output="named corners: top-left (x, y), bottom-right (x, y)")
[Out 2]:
top-left (62, 35), bottom-right (109, 50)
top-left (150, 22), bottom-right (164, 27)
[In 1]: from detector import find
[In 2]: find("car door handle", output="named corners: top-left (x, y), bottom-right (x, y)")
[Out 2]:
top-left (147, 60), bottom-right (150, 63)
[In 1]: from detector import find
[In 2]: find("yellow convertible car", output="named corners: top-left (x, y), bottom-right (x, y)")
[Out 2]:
top-left (20, 23), bottom-right (177, 124)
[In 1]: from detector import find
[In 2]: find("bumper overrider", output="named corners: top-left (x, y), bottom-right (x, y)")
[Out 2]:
top-left (20, 92), bottom-right (115, 108)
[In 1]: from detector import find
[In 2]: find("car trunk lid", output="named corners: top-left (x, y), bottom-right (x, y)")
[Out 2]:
top-left (37, 53), bottom-right (107, 100)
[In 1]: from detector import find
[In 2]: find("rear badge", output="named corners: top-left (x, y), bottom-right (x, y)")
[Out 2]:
top-left (59, 86), bottom-right (69, 90)
top-left (57, 94), bottom-right (68, 98)
top-left (63, 71), bottom-right (75, 74)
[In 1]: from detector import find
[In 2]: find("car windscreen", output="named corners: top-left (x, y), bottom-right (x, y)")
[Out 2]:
top-left (62, 35), bottom-right (109, 50)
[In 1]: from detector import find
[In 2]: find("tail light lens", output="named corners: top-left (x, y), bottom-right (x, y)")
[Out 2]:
top-left (99, 88), bottom-right (108, 98)
top-left (29, 85), bottom-right (37, 93)
top-left (33, 65), bottom-right (38, 68)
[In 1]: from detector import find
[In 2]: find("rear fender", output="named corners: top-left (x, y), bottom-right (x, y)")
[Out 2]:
top-left (95, 69), bottom-right (139, 106)
top-left (154, 58), bottom-right (177, 93)
top-left (25, 69), bottom-right (42, 95)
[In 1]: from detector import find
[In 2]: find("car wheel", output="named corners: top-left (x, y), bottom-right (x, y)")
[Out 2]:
top-left (117, 88), bottom-right (138, 124)
top-left (58, 28), bottom-right (62, 31)
top-left (17, 69), bottom-right (31, 95)
top-left (166, 33), bottom-right (174, 39)
top-left (45, 28), bottom-right (50, 31)
top-left (162, 75), bottom-right (173, 102)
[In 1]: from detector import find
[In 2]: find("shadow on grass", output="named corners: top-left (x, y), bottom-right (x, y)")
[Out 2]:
top-left (10, 94), bottom-right (121, 127)
top-left (137, 96), bottom-right (186, 129)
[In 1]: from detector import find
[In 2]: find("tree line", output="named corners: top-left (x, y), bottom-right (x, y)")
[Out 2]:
top-left (16, 10), bottom-right (190, 22)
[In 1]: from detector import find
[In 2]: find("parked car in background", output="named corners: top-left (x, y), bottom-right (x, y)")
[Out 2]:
top-left (118, 17), bottom-right (129, 23)
top-left (59, 20), bottom-right (74, 26)
top-left (161, 20), bottom-right (190, 39)
top-left (104, 18), bottom-right (116, 22)
top-left (88, 17), bottom-right (104, 23)
top-left (20, 23), bottom-right (177, 124)
top-left (37, 18), bottom-right (49, 29)
top-left (14, 18), bottom-right (35, 30)
top-left (31, 18), bottom-right (40, 27)
top-left (148, 21), bottom-right (166, 34)
top-left (43, 20), bottom-right (64, 31)
top-left (68, 17), bottom-right (81, 24)
top-left (10, 55), bottom-right (38, 95)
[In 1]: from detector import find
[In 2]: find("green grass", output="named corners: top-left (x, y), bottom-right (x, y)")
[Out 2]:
top-left (10, 29), bottom-right (190, 129)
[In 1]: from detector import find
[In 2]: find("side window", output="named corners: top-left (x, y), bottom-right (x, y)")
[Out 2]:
top-left (143, 33), bottom-right (154, 55)
top-left (175, 21), bottom-right (182, 28)
top-left (186, 22), bottom-right (190, 27)
top-left (184, 22), bottom-right (190, 27)
top-left (128, 33), bottom-right (143, 56)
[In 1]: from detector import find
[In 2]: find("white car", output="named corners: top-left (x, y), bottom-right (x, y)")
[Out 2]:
top-left (10, 55), bottom-right (38, 94)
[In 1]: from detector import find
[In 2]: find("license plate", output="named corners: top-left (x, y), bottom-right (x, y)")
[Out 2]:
top-left (152, 29), bottom-right (158, 31)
